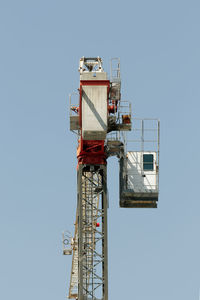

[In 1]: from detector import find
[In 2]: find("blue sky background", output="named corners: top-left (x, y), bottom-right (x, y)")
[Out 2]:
top-left (1, 0), bottom-right (200, 299)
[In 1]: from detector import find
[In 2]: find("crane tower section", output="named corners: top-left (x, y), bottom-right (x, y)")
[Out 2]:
top-left (64, 57), bottom-right (160, 300)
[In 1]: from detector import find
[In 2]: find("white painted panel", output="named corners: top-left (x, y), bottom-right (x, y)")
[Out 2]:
top-left (80, 72), bottom-right (107, 80)
top-left (126, 151), bottom-right (157, 192)
top-left (82, 85), bottom-right (107, 140)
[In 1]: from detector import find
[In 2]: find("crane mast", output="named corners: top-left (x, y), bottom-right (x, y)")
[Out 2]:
top-left (77, 165), bottom-right (108, 300)
top-left (67, 166), bottom-right (107, 300)
top-left (63, 57), bottom-right (160, 300)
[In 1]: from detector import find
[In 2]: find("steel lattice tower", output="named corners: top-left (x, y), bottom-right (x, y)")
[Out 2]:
top-left (77, 165), bottom-right (108, 300)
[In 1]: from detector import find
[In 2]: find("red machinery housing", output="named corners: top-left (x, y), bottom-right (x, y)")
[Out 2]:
top-left (77, 78), bottom-right (110, 165)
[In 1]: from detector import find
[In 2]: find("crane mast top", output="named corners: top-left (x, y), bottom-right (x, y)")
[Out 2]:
top-left (64, 57), bottom-right (160, 300)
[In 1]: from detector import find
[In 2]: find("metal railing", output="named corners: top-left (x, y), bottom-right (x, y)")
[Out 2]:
top-left (110, 57), bottom-right (121, 82)
top-left (123, 118), bottom-right (160, 193)
top-left (124, 118), bottom-right (160, 154)
top-left (69, 92), bottom-right (79, 117)
top-left (117, 100), bottom-right (132, 124)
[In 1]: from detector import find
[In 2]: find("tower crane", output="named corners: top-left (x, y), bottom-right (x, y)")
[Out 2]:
top-left (63, 57), bottom-right (160, 300)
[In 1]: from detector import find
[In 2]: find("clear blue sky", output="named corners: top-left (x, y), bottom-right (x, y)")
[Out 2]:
top-left (1, 1), bottom-right (200, 299)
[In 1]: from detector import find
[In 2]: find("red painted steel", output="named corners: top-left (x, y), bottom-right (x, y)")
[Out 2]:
top-left (77, 139), bottom-right (106, 165)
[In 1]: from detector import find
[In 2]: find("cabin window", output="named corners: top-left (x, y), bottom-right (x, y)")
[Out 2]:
top-left (143, 154), bottom-right (154, 171)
